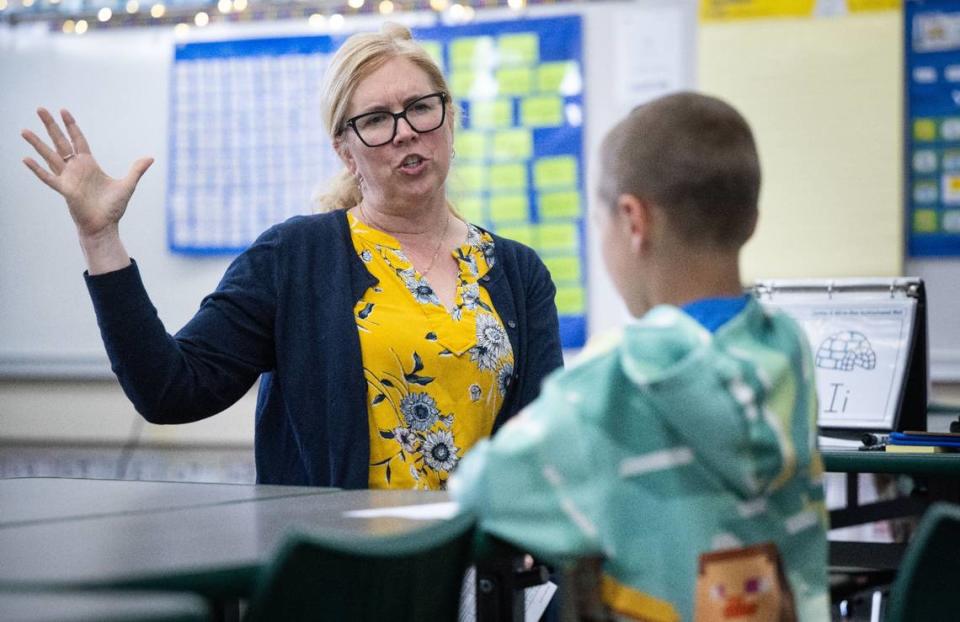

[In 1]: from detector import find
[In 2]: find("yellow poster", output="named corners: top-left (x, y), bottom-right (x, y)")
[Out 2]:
top-left (847, 0), bottom-right (901, 11)
top-left (700, 0), bottom-right (899, 21)
top-left (700, 0), bottom-right (815, 21)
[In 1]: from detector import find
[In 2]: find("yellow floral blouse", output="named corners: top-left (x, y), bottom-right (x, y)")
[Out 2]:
top-left (348, 212), bottom-right (515, 490)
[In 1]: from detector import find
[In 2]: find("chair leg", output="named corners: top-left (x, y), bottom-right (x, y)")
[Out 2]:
top-left (209, 597), bottom-right (241, 622)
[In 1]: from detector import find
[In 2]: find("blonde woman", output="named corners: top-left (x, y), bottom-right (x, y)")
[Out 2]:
top-left (21, 24), bottom-right (562, 489)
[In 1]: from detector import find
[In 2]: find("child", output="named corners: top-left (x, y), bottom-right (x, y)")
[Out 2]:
top-left (450, 92), bottom-right (829, 621)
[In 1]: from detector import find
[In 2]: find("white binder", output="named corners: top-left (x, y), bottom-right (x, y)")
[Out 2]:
top-left (753, 278), bottom-right (928, 438)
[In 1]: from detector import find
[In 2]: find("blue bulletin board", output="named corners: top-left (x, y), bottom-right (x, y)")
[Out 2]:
top-left (906, 0), bottom-right (960, 256)
top-left (167, 16), bottom-right (587, 348)
top-left (418, 16), bottom-right (586, 348)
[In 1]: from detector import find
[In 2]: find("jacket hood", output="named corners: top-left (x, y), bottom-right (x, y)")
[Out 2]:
top-left (618, 301), bottom-right (799, 499)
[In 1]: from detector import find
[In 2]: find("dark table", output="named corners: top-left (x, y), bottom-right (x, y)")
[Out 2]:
top-left (822, 450), bottom-right (960, 570)
top-left (0, 477), bottom-right (327, 528)
top-left (0, 589), bottom-right (209, 622)
top-left (0, 479), bottom-right (449, 598)
top-left (823, 451), bottom-right (960, 477)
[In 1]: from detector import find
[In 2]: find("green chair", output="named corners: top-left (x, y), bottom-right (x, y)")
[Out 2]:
top-left (886, 502), bottom-right (960, 621)
top-left (244, 512), bottom-right (475, 621)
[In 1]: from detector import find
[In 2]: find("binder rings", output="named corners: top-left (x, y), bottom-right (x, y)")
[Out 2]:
top-left (753, 278), bottom-right (928, 436)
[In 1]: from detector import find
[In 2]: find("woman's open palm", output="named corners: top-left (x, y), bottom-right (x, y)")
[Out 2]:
top-left (21, 107), bottom-right (153, 239)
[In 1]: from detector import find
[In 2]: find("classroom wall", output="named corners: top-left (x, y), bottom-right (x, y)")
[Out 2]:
top-left (0, 26), bottom-right (260, 446)
top-left (699, 11), bottom-right (903, 282)
top-left (2, 6), bottom-right (957, 451)
top-left (699, 10), bottom-right (960, 384)
top-left (0, 1), bottom-right (695, 446)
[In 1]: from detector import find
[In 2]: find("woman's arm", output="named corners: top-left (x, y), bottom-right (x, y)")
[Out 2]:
top-left (24, 108), bottom-right (276, 423)
top-left (86, 230), bottom-right (279, 424)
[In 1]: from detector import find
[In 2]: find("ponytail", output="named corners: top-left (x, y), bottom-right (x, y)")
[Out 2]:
top-left (316, 168), bottom-right (362, 212)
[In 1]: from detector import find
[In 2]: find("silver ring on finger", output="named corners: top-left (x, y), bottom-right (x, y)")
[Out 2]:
top-left (63, 153), bottom-right (76, 162)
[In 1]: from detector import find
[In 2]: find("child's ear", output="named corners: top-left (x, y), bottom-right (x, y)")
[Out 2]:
top-left (617, 193), bottom-right (652, 254)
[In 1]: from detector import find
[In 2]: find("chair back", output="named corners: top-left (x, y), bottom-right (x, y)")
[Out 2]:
top-left (244, 512), bottom-right (475, 622)
top-left (886, 501), bottom-right (960, 621)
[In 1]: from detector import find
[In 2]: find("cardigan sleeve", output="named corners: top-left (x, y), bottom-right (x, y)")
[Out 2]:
top-left (85, 227), bottom-right (280, 424)
top-left (515, 247), bottom-right (564, 411)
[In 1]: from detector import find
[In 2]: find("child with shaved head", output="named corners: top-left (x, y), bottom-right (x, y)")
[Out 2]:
top-left (451, 92), bottom-right (829, 621)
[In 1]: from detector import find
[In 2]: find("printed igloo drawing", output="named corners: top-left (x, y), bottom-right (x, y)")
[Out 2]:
top-left (815, 331), bottom-right (877, 372)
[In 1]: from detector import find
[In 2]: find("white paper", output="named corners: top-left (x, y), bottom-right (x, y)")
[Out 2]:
top-left (524, 578), bottom-right (558, 622)
top-left (817, 435), bottom-right (864, 451)
top-left (458, 566), bottom-right (558, 622)
top-left (343, 501), bottom-right (460, 520)
top-left (614, 5), bottom-right (687, 113)
top-left (762, 298), bottom-right (916, 431)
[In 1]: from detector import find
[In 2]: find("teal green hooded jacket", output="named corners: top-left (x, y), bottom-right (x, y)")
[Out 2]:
top-left (451, 299), bottom-right (829, 621)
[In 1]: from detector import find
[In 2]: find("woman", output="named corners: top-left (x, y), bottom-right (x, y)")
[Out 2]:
top-left (21, 24), bottom-right (563, 490)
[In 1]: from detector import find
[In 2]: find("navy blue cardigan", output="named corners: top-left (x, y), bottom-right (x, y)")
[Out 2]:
top-left (85, 210), bottom-right (563, 488)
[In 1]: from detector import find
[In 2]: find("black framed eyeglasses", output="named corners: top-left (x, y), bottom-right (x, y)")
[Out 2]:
top-left (344, 92), bottom-right (447, 147)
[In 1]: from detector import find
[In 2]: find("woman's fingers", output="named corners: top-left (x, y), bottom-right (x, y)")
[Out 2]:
top-left (21, 128), bottom-right (64, 173)
top-left (22, 157), bottom-right (61, 193)
top-left (123, 157), bottom-right (154, 190)
top-left (60, 109), bottom-right (91, 154)
top-left (36, 107), bottom-right (75, 159)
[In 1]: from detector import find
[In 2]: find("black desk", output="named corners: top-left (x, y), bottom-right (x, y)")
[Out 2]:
top-left (823, 451), bottom-right (960, 477)
top-left (822, 451), bottom-right (960, 570)
top-left (0, 479), bottom-right (449, 600)
top-left (0, 477), bottom-right (326, 528)
top-left (0, 589), bottom-right (209, 622)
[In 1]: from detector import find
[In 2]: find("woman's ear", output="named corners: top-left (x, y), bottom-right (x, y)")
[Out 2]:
top-left (334, 136), bottom-right (357, 175)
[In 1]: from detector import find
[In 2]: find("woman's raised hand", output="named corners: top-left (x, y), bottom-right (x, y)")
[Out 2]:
top-left (21, 108), bottom-right (153, 242)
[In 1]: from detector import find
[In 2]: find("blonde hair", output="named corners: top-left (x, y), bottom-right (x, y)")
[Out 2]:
top-left (316, 23), bottom-right (454, 212)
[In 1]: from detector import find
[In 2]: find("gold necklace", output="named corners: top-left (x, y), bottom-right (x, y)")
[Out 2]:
top-left (358, 204), bottom-right (451, 277)
top-left (420, 209), bottom-right (451, 277)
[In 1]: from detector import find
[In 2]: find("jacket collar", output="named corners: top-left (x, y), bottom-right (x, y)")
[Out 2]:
top-left (333, 209), bottom-right (379, 303)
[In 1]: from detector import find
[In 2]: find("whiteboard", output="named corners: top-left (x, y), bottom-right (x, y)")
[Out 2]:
top-left (0, 1), bottom-right (697, 377)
